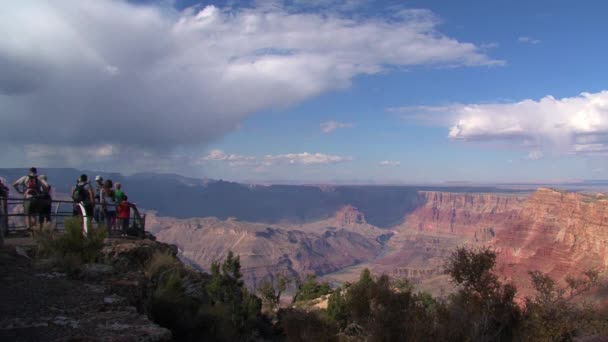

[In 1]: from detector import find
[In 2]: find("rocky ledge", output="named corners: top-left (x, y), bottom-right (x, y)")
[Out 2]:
top-left (0, 238), bottom-right (176, 341)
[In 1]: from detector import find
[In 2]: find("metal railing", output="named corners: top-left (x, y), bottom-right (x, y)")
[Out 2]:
top-left (0, 196), bottom-right (146, 239)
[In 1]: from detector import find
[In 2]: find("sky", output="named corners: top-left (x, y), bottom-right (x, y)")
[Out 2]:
top-left (1, 0), bottom-right (608, 184)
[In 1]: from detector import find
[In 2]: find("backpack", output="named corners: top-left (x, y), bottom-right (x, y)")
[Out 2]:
top-left (25, 176), bottom-right (39, 195)
top-left (41, 185), bottom-right (52, 200)
top-left (72, 183), bottom-right (88, 203)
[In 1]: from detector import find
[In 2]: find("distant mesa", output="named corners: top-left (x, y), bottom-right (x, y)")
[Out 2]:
top-left (335, 205), bottom-right (367, 226)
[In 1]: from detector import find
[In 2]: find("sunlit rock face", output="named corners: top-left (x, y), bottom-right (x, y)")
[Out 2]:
top-left (372, 189), bottom-right (608, 297)
top-left (405, 191), bottom-right (526, 237)
top-left (493, 188), bottom-right (608, 295)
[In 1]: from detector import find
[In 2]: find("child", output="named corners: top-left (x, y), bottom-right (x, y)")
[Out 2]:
top-left (118, 195), bottom-right (133, 235)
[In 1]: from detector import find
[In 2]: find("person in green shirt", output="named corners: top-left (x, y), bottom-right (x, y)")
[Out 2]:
top-left (114, 182), bottom-right (126, 203)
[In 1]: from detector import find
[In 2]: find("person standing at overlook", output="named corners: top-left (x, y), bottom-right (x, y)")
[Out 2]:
top-left (37, 175), bottom-right (53, 228)
top-left (72, 174), bottom-right (95, 217)
top-left (12, 167), bottom-right (48, 229)
top-left (94, 175), bottom-right (104, 223)
top-left (101, 179), bottom-right (117, 233)
top-left (114, 182), bottom-right (125, 203)
top-left (0, 177), bottom-right (9, 242)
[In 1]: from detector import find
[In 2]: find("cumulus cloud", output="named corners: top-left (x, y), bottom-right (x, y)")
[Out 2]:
top-left (202, 150), bottom-right (352, 167)
top-left (0, 0), bottom-right (498, 168)
top-left (320, 120), bottom-right (354, 133)
top-left (264, 152), bottom-right (352, 165)
top-left (203, 150), bottom-right (255, 162)
top-left (526, 150), bottom-right (544, 161)
top-left (403, 90), bottom-right (608, 157)
top-left (379, 160), bottom-right (400, 166)
top-left (518, 36), bottom-right (541, 44)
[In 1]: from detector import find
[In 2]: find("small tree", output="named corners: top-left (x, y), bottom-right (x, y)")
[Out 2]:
top-left (444, 246), bottom-right (521, 341)
top-left (207, 251), bottom-right (262, 335)
top-left (294, 273), bottom-right (331, 302)
top-left (519, 269), bottom-right (607, 340)
top-left (258, 272), bottom-right (291, 312)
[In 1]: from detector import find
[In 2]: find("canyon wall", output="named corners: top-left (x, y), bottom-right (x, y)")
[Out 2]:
top-left (387, 188), bottom-right (608, 295)
top-left (146, 208), bottom-right (387, 288)
top-left (146, 187), bottom-right (608, 298)
top-left (404, 191), bottom-right (527, 237)
top-left (494, 188), bottom-right (608, 294)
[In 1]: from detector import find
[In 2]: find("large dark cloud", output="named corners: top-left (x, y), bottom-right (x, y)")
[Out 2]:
top-left (0, 0), bottom-right (497, 168)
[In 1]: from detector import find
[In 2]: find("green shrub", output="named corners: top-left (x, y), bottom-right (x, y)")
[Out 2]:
top-left (278, 308), bottom-right (338, 342)
top-left (146, 250), bottom-right (180, 277)
top-left (34, 217), bottom-right (107, 272)
top-left (148, 250), bottom-right (271, 341)
top-left (294, 273), bottom-right (332, 302)
top-left (518, 270), bottom-right (608, 341)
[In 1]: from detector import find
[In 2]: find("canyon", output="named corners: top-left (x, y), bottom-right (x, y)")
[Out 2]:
top-left (2, 169), bottom-right (605, 297)
top-left (146, 186), bottom-right (608, 298)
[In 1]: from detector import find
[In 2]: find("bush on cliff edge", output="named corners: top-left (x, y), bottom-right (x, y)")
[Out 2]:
top-left (35, 217), bottom-right (107, 273)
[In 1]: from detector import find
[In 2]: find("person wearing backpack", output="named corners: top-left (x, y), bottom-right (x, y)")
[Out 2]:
top-left (37, 175), bottom-right (53, 228)
top-left (101, 179), bottom-right (117, 234)
top-left (94, 175), bottom-right (104, 223)
top-left (72, 174), bottom-right (95, 218)
top-left (12, 167), bottom-right (48, 229)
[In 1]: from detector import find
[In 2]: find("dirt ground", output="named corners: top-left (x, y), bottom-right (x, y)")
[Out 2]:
top-left (0, 244), bottom-right (170, 341)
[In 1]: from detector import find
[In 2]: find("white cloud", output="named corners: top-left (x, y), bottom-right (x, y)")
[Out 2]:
top-left (526, 150), bottom-right (544, 161)
top-left (428, 90), bottom-right (608, 156)
top-left (25, 144), bottom-right (118, 160)
top-left (264, 152), bottom-right (352, 165)
top-left (0, 0), bottom-right (498, 169)
top-left (379, 160), bottom-right (400, 166)
top-left (203, 150), bottom-right (254, 162)
top-left (202, 150), bottom-right (352, 167)
top-left (320, 120), bottom-right (354, 133)
top-left (518, 36), bottom-right (541, 44)
top-left (201, 149), bottom-right (256, 166)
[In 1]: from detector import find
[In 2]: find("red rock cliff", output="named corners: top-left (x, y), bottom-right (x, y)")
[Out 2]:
top-left (405, 191), bottom-right (527, 238)
top-left (494, 188), bottom-right (608, 293)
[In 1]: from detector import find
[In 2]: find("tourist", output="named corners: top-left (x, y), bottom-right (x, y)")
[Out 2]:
top-left (117, 195), bottom-right (133, 236)
top-left (114, 182), bottom-right (125, 203)
top-left (12, 167), bottom-right (48, 228)
top-left (101, 179), bottom-right (117, 233)
top-left (72, 174), bottom-right (95, 217)
top-left (0, 178), bottom-right (9, 238)
top-left (37, 175), bottom-right (53, 228)
top-left (94, 175), bottom-right (104, 223)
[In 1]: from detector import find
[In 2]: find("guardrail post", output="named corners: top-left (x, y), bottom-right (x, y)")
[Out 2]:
top-left (78, 202), bottom-right (88, 236)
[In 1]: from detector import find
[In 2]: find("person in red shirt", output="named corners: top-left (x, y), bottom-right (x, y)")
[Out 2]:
top-left (118, 195), bottom-right (133, 235)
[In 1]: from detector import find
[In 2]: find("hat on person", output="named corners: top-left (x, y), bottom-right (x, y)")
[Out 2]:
top-left (39, 175), bottom-right (47, 181)
top-left (95, 175), bottom-right (103, 182)
top-left (29, 167), bottom-right (37, 176)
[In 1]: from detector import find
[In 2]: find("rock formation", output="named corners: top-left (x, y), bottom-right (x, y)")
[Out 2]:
top-left (145, 187), bottom-right (607, 299)
top-left (494, 188), bottom-right (608, 295)
top-left (146, 214), bottom-right (386, 288)
top-left (405, 191), bottom-right (526, 236)
top-left (335, 205), bottom-right (367, 226)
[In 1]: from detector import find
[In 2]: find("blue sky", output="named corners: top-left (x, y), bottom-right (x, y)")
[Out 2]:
top-left (2, 0), bottom-right (608, 183)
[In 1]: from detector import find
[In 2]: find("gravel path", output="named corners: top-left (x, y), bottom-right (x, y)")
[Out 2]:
top-left (0, 246), bottom-right (170, 341)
